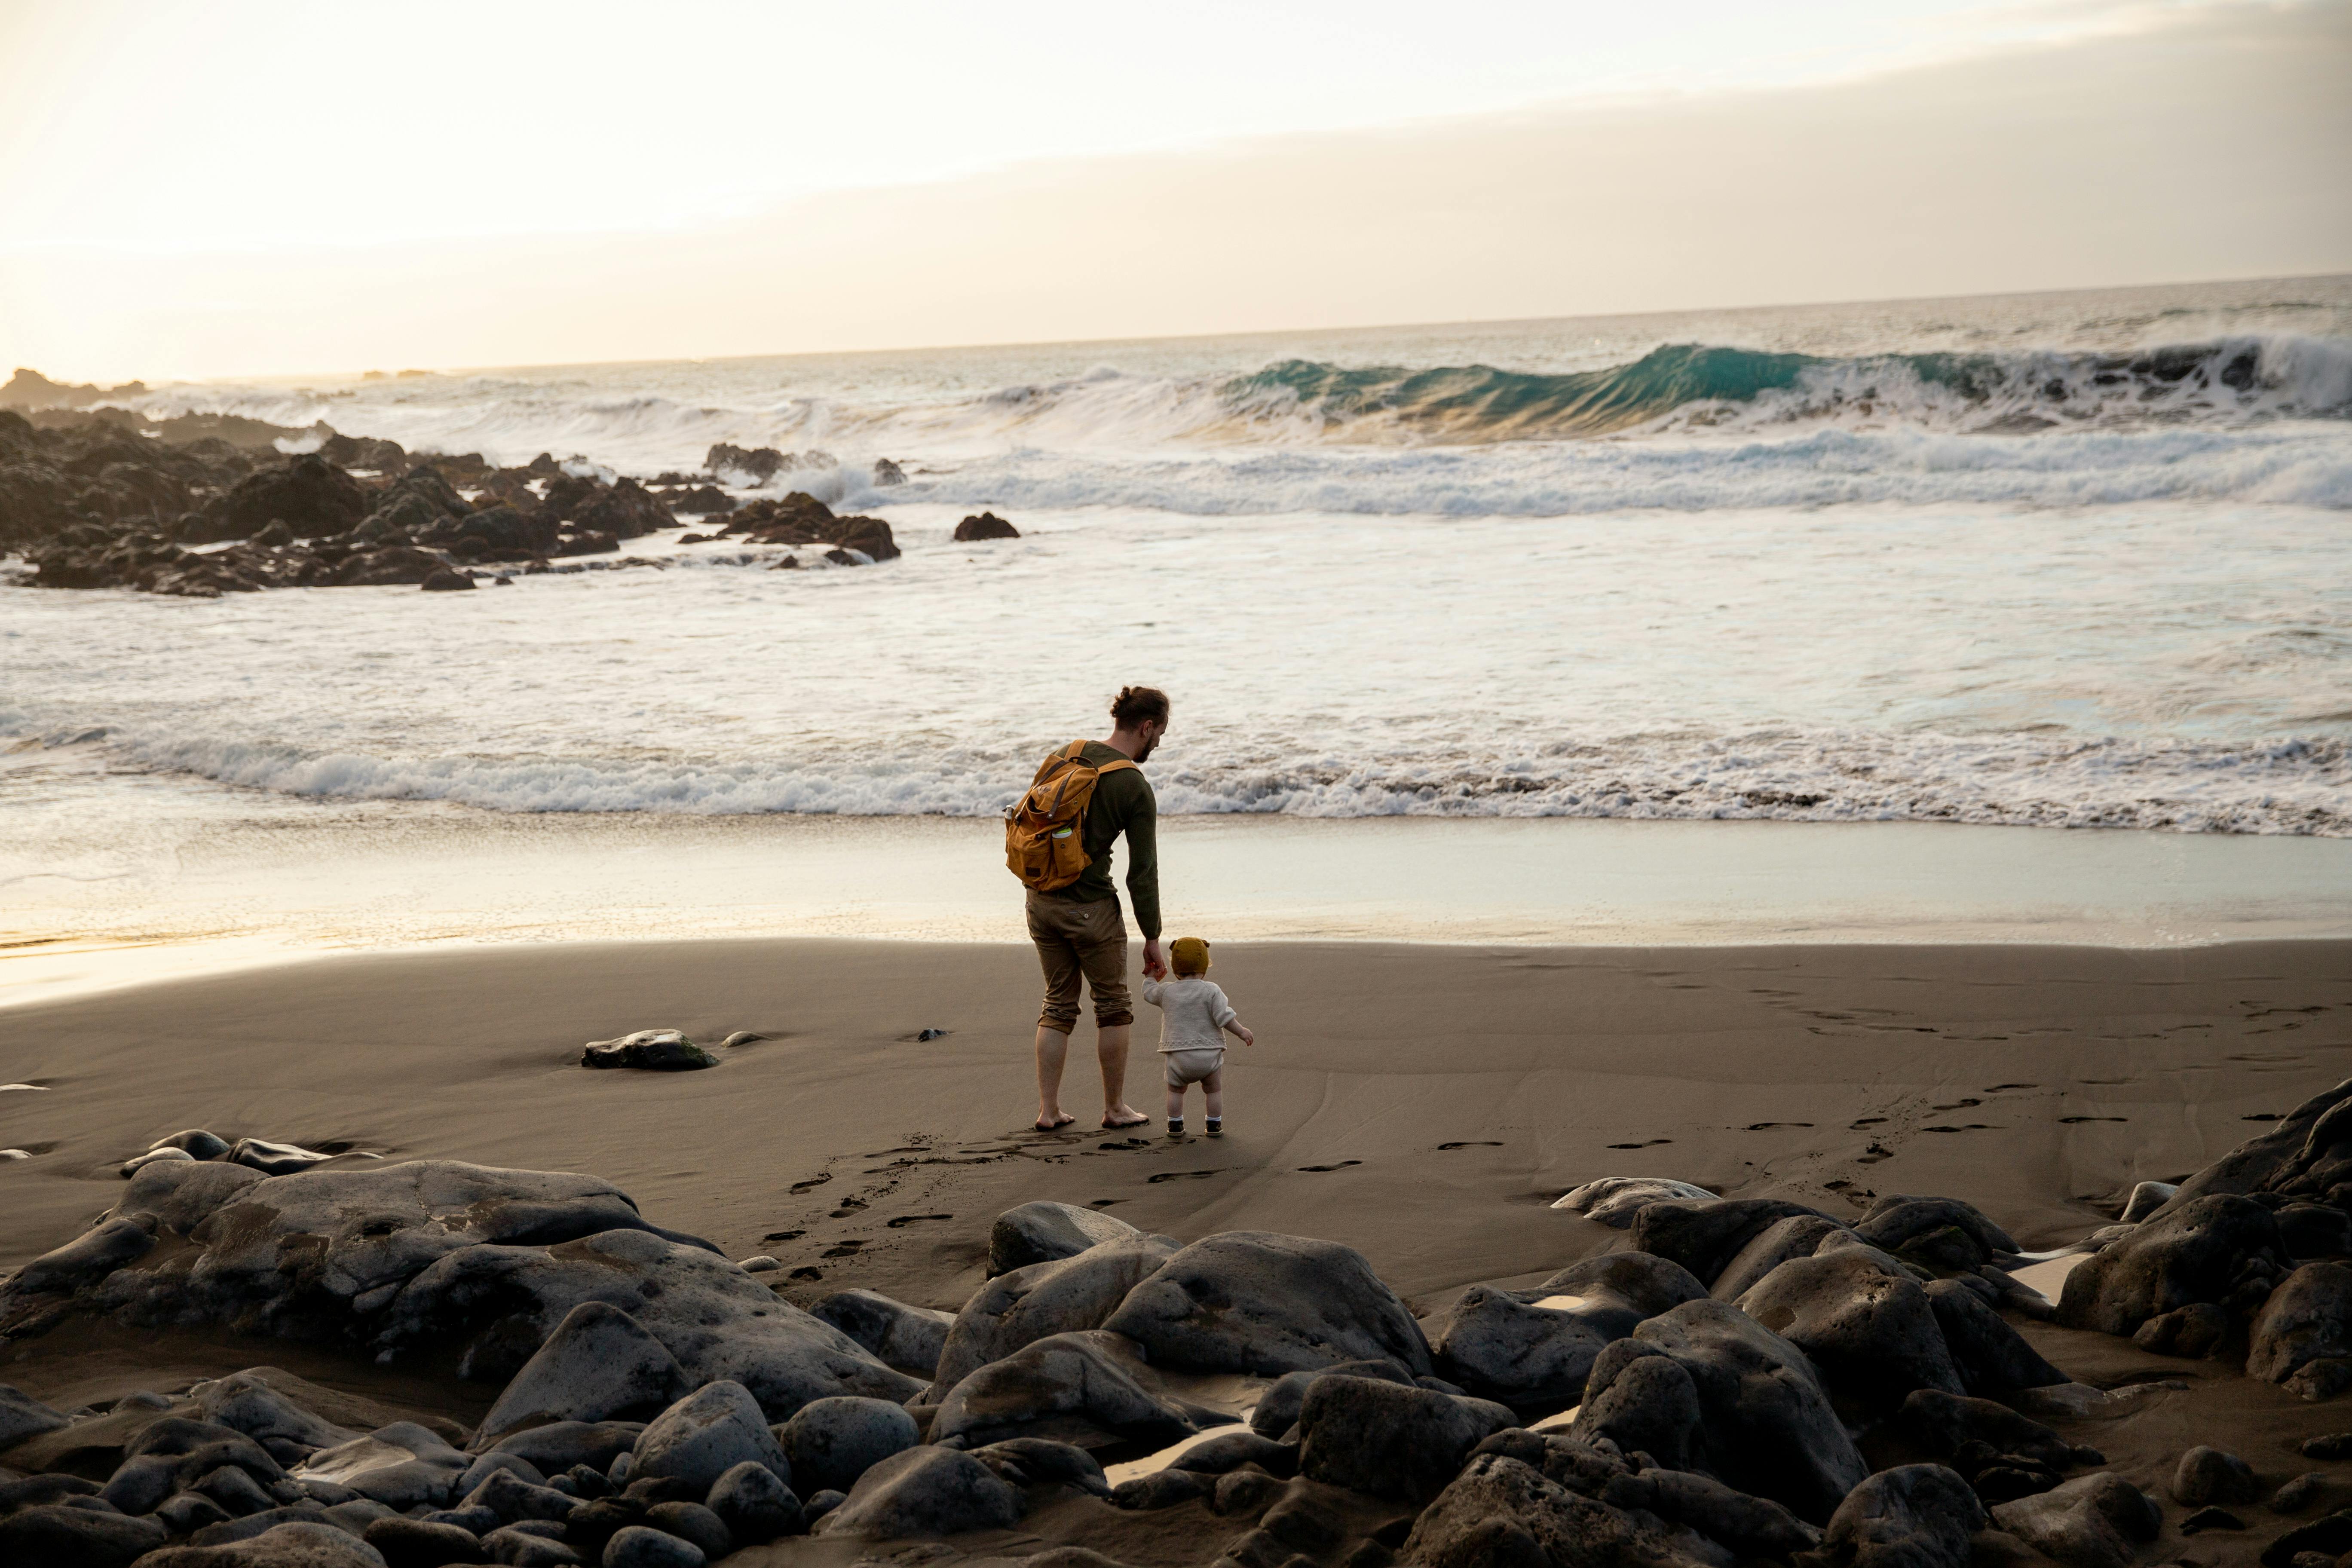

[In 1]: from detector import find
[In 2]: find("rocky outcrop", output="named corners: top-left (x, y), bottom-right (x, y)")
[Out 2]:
top-left (717, 493), bottom-right (898, 562)
top-left (2056, 1194), bottom-right (2286, 1336)
top-left (1102, 1231), bottom-right (1433, 1376)
top-left (952, 512), bottom-right (1019, 541)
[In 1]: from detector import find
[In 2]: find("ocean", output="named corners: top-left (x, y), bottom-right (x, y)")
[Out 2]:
top-left (4, 275), bottom-right (2349, 848)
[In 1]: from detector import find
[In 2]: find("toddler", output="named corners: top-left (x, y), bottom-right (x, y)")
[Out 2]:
top-left (1142, 936), bottom-right (1254, 1136)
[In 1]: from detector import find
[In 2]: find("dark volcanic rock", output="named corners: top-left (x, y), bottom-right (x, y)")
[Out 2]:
top-left (928, 1329), bottom-right (1219, 1447)
top-left (2250, 1260), bottom-right (2352, 1398)
top-left (1989, 1472), bottom-right (2161, 1568)
top-left (987, 1200), bottom-right (1142, 1276)
top-left (1711, 1213), bottom-right (1854, 1300)
top-left (2057, 1194), bottom-right (2286, 1335)
top-left (201, 454), bottom-right (368, 541)
top-left (931, 1232), bottom-right (1176, 1395)
top-left (1402, 1453), bottom-right (1702, 1568)
top-left (0, 1502), bottom-right (169, 1567)
top-left (1631, 1197), bottom-right (1834, 1286)
top-left (775, 1396), bottom-right (919, 1495)
top-left (706, 443), bottom-right (786, 484)
top-left (2172, 1446), bottom-right (2259, 1506)
top-left (1923, 1277), bottom-right (2067, 1393)
top-left (952, 511), bottom-right (1020, 541)
top-left (631, 1381), bottom-right (788, 1493)
top-left (475, 1301), bottom-right (689, 1442)
top-left (1734, 1247), bottom-right (1964, 1405)
top-left (2158, 1077), bottom-right (2352, 1215)
top-left (1896, 1388), bottom-right (2076, 1473)
top-left (536, 474), bottom-right (672, 541)
top-left (1295, 1374), bottom-right (1513, 1504)
top-left (816, 1445), bottom-right (1022, 1539)
top-left (1807, 1464), bottom-right (1985, 1568)
top-left (418, 565), bottom-right (474, 591)
top-left (717, 491), bottom-right (899, 560)
top-left (1102, 1231), bottom-right (1433, 1376)
top-left (809, 1289), bottom-right (954, 1377)
top-left (1247, 1357), bottom-right (1419, 1440)
top-left (1551, 1176), bottom-right (1718, 1228)
top-left (334, 544), bottom-right (449, 587)
top-left (704, 1459), bottom-right (802, 1545)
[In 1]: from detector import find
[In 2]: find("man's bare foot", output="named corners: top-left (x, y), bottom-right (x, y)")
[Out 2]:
top-left (1033, 1112), bottom-right (1076, 1132)
top-left (1102, 1108), bottom-right (1150, 1129)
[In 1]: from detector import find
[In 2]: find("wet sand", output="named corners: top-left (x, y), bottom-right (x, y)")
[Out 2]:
top-left (3, 937), bottom-right (2349, 1564)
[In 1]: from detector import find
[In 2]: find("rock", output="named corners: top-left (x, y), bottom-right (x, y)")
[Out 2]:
top-left (2274, 1473), bottom-right (2328, 1512)
top-left (702, 1460), bottom-right (800, 1545)
top-left (871, 459), bottom-right (906, 486)
top-left (0, 1502), bottom-right (169, 1567)
top-left (953, 512), bottom-right (1020, 541)
top-left (2281, 1204), bottom-right (2352, 1261)
top-left (461, 1466), bottom-right (578, 1525)
top-left (0, 1381), bottom-right (71, 1448)
top-left (931, 1233), bottom-right (1178, 1394)
top-left (1296, 1375), bottom-right (1514, 1504)
top-left (1167, 1430), bottom-right (1298, 1478)
top-left (379, 1225), bottom-right (919, 1415)
top-left (190, 1503), bottom-right (336, 1543)
top-left (1896, 1389), bottom-right (2075, 1473)
top-left (1402, 1453), bottom-right (1690, 1568)
top-left (631, 1382), bottom-right (789, 1494)
top-left (138, 1522), bottom-right (389, 1565)
top-left (1735, 1247), bottom-right (1963, 1405)
top-left (194, 1462), bottom-right (283, 1513)
top-left (1571, 1344), bottom-right (1706, 1468)
top-left (809, 1289), bottom-right (954, 1376)
top-left (2252, 1261), bottom-right (2352, 1393)
top-left (1596, 1464), bottom-right (1822, 1558)
top-left (578, 1032), bottom-right (717, 1072)
top-left (1549, 1176), bottom-right (1718, 1227)
top-left (112, 1157), bottom-right (264, 1234)
top-left (775, 1396), bottom-right (919, 1495)
top-left (929, 1329), bottom-right (1219, 1447)
top-left (477, 1302), bottom-right (690, 1443)
top-left (122, 1146), bottom-right (197, 1176)
top-left (420, 566), bottom-right (475, 591)
top-left (815, 1446), bottom-right (1022, 1538)
top-left (334, 545), bottom-right (452, 587)
top-left (1422, 1255), bottom-right (1708, 1408)
top-left (225, 1138), bottom-right (340, 1176)
top-left (2155, 1078), bottom-right (2352, 1218)
top-left (1630, 1197), bottom-right (1834, 1286)
top-left (482, 1526), bottom-right (578, 1566)
top-left (190, 1375), bottom-right (361, 1452)
top-left (155, 1128), bottom-right (236, 1159)
top-left (363, 1516), bottom-right (489, 1567)
top-left (706, 444), bottom-right (786, 484)
top-left (203, 455), bottom-right (369, 540)
top-left (1710, 1214), bottom-right (1853, 1300)
top-left (1590, 1297), bottom-right (1867, 1523)
top-left (1110, 1467), bottom-right (1207, 1510)
top-left (1922, 1278), bottom-right (2069, 1393)
top-left (801, 1488), bottom-right (845, 1522)
top-left (1248, 1357), bottom-right (1419, 1439)
top-left (1856, 1197), bottom-right (2021, 1265)
top-left (0, 1473), bottom-right (101, 1510)
top-left (1989, 1473), bottom-right (2161, 1568)
top-left (2056, 1194), bottom-right (2286, 1335)
top-left (601, 1525), bottom-right (703, 1567)
top-left (2122, 1182), bottom-right (2180, 1223)
top-left (159, 1493), bottom-right (237, 1535)
top-left (293, 1423), bottom-right (470, 1510)
top-left (987, 1200), bottom-right (1142, 1275)
top-left (484, 1422), bottom-right (647, 1477)
top-left (2132, 1301), bottom-right (2230, 1357)
top-left (2180, 1505), bottom-right (2244, 1533)
top-left (1806, 1464), bottom-right (1984, 1568)
top-left (2263, 1514), bottom-right (2352, 1567)
top-left (641, 1500), bottom-right (729, 1559)
top-left (1101, 1231), bottom-right (1433, 1375)
top-left (2172, 1446), bottom-right (2259, 1506)
top-left (6, 1214), bottom-right (157, 1298)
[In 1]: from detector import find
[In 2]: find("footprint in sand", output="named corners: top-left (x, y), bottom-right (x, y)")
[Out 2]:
top-left (1148, 1169), bottom-right (1226, 1183)
top-left (2243, 1112), bottom-right (2285, 1122)
top-left (1850, 1117), bottom-right (1888, 1129)
top-left (2058, 1115), bottom-right (2128, 1124)
top-left (790, 1173), bottom-right (831, 1194)
top-left (761, 1229), bottom-right (805, 1243)
top-left (1746, 1122), bottom-right (1813, 1130)
top-left (1438, 1141), bottom-right (1503, 1150)
top-left (1985, 1083), bottom-right (2038, 1092)
top-left (1296, 1161), bottom-right (1363, 1173)
top-left (1606, 1138), bottom-right (1673, 1150)
top-left (884, 1214), bottom-right (952, 1228)
top-left (821, 1240), bottom-right (866, 1258)
top-left (1922, 1124), bottom-right (1995, 1132)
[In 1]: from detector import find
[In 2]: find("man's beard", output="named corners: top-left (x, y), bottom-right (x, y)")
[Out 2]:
top-left (1134, 734), bottom-right (1158, 763)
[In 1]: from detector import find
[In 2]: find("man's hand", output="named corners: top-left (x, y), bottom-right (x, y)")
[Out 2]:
top-left (1142, 939), bottom-right (1167, 980)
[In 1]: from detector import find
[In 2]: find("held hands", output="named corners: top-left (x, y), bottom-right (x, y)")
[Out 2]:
top-left (1142, 939), bottom-right (1167, 980)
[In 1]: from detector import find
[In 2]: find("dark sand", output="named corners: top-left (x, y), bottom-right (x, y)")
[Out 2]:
top-left (4, 937), bottom-right (2350, 1564)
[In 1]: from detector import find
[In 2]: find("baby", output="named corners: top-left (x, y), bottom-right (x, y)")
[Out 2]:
top-left (1141, 936), bottom-right (1254, 1136)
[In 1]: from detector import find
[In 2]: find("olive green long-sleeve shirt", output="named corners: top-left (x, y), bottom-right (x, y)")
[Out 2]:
top-left (1033, 740), bottom-right (1160, 940)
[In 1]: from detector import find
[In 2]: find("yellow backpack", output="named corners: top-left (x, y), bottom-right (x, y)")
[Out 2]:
top-left (1005, 740), bottom-right (1136, 892)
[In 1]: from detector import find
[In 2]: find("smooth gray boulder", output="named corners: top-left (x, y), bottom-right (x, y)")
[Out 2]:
top-left (5, 1214), bottom-right (156, 1298)
top-left (601, 1525), bottom-right (704, 1567)
top-left (1295, 1374), bottom-right (1514, 1504)
top-left (1589, 1298), bottom-right (1868, 1523)
top-left (1711, 1214), bottom-right (1853, 1301)
top-left (1856, 1197), bottom-right (2021, 1263)
top-left (776, 1396), bottom-right (919, 1496)
top-left (0, 1381), bottom-right (70, 1449)
top-left (0, 1502), bottom-right (170, 1566)
top-left (1630, 1197), bottom-right (1836, 1287)
top-left (1549, 1177), bottom-right (1716, 1227)
top-left (2122, 1182), bottom-right (2179, 1223)
top-left (929, 1233), bottom-right (1177, 1396)
top-left (930, 1329), bottom-right (1222, 1448)
top-left (361, 1515), bottom-right (489, 1566)
top-left (1736, 1248), bottom-right (1964, 1406)
top-left (816, 1446), bottom-right (1023, 1538)
top-left (2057, 1194), bottom-right (2286, 1336)
top-left (113, 1158), bottom-right (264, 1234)
top-left (809, 1289), bottom-right (954, 1376)
top-left (631, 1382), bottom-right (789, 1494)
top-left (988, 1200), bottom-right (1142, 1276)
top-left (1402, 1452), bottom-right (1697, 1568)
top-left (377, 1225), bottom-right (921, 1415)
top-left (1429, 1251), bottom-right (1709, 1406)
top-left (1991, 1473), bottom-right (2162, 1568)
top-left (156, 1128), bottom-right (235, 1160)
top-left (1806, 1464), bottom-right (1985, 1568)
top-left (228, 1138), bottom-right (340, 1177)
top-left (292, 1423), bottom-right (470, 1510)
top-left (1922, 1278), bottom-right (2067, 1393)
top-left (481, 1421), bottom-right (644, 1476)
top-left (122, 1146), bottom-right (196, 1177)
top-left (191, 1374), bottom-right (362, 1452)
top-left (460, 1466), bottom-right (578, 1525)
top-left (1247, 1357), bottom-right (1419, 1439)
top-left (643, 1501), bottom-right (730, 1559)
top-left (136, 1521), bottom-right (389, 1566)
top-left (704, 1459), bottom-right (802, 1545)
top-left (1533, 1252), bottom-right (1712, 1332)
top-left (1101, 1231), bottom-right (1432, 1375)
top-left (2250, 1260), bottom-right (2352, 1397)
top-left (2172, 1446), bottom-right (2259, 1506)
top-left (476, 1302), bottom-right (689, 1443)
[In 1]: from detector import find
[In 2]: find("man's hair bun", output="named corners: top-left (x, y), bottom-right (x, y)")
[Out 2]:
top-left (1110, 685), bottom-right (1171, 726)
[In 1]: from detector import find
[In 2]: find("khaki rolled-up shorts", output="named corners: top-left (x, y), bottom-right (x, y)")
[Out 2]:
top-left (1162, 1047), bottom-right (1225, 1088)
top-left (1026, 892), bottom-right (1132, 1031)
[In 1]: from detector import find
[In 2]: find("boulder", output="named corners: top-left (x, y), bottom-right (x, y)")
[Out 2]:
top-left (1549, 1176), bottom-right (1718, 1227)
top-left (227, 1138), bottom-right (339, 1176)
top-left (816, 1446), bottom-right (1023, 1539)
top-left (191, 1375), bottom-right (361, 1452)
top-left (1167, 1429), bottom-right (1298, 1479)
top-left (475, 1302), bottom-right (689, 1443)
top-left (1630, 1198), bottom-right (1834, 1286)
top-left (333, 545), bottom-right (451, 587)
top-left (602, 1526), bottom-right (703, 1567)
top-left (1735, 1248), bottom-right (1964, 1406)
top-left (113, 1157), bottom-right (263, 1234)
top-left (2172, 1446), bottom-right (2259, 1507)
top-left (952, 512), bottom-right (1020, 541)
top-left (1990, 1473), bottom-right (2161, 1568)
top-left (132, 1521), bottom-right (387, 1566)
top-left (204, 455), bottom-right (368, 540)
top-left (1597, 1464), bottom-right (1821, 1559)
top-left (0, 1502), bottom-right (169, 1567)
top-left (2057, 1194), bottom-right (2286, 1335)
top-left (1402, 1453), bottom-right (1699, 1568)
top-left (630, 1381), bottom-right (790, 1494)
top-left (1856, 1197), bottom-right (2021, 1265)
top-left (5, 1214), bottom-right (156, 1299)
top-left (1530, 1251), bottom-right (1712, 1334)
top-left (0, 1381), bottom-right (70, 1449)
top-left (642, 1500), bottom-right (730, 1559)
top-left (929, 1329), bottom-right (1221, 1448)
top-left (418, 566), bottom-right (474, 592)
top-left (2250, 1260), bottom-right (2352, 1395)
top-left (2280, 1204), bottom-right (2352, 1262)
top-left (930, 1233), bottom-right (1177, 1395)
top-left (481, 1421), bottom-right (646, 1476)
top-left (809, 1289), bottom-right (954, 1376)
top-left (1571, 1343), bottom-right (1706, 1469)
top-left (579, 1031), bottom-right (717, 1071)
top-left (703, 1459), bottom-right (801, 1545)
top-left (1896, 1389), bottom-right (2075, 1473)
top-left (1248, 1357), bottom-right (1420, 1439)
top-left (1807, 1464), bottom-right (1985, 1568)
top-left (292, 1423), bottom-right (469, 1510)
top-left (987, 1200), bottom-right (1142, 1275)
top-left (2122, 1182), bottom-right (2179, 1223)
top-left (458, 1466), bottom-right (577, 1525)
top-left (871, 459), bottom-right (906, 486)
top-left (1711, 1214), bottom-right (1854, 1301)
top-left (1295, 1375), bottom-right (1513, 1504)
top-left (1101, 1231), bottom-right (1433, 1375)
top-left (776, 1396), bottom-right (919, 1495)
top-left (1424, 1254), bottom-right (1708, 1409)
top-left (2154, 1078), bottom-right (2352, 1216)
top-left (1922, 1278), bottom-right (2068, 1393)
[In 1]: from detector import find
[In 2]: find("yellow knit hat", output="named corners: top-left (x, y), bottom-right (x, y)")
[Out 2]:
top-left (1169, 937), bottom-right (1211, 976)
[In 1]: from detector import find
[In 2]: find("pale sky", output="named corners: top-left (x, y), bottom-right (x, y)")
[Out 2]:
top-left (1, 0), bottom-right (2346, 380)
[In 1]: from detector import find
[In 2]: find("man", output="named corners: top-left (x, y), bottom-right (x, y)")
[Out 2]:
top-left (1029, 684), bottom-right (1168, 1132)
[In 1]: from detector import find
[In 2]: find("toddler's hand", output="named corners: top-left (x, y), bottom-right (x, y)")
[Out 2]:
top-left (1237, 1026), bottom-right (1255, 1047)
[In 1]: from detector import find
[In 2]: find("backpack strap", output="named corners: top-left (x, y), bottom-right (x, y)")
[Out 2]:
top-left (1095, 760), bottom-right (1137, 775)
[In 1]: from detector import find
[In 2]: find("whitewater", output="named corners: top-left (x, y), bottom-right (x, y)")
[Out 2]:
top-left (4, 274), bottom-right (2350, 839)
